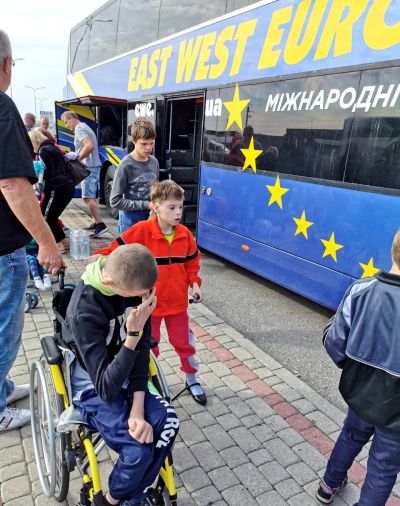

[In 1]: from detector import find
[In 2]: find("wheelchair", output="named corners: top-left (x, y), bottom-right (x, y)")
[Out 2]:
top-left (29, 273), bottom-right (177, 506)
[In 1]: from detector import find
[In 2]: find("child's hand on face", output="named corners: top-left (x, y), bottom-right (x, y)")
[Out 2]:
top-left (191, 283), bottom-right (203, 303)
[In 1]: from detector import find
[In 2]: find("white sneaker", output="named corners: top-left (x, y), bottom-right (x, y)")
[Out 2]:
top-left (43, 274), bottom-right (52, 290)
top-left (0, 407), bottom-right (30, 432)
top-left (6, 383), bottom-right (30, 404)
top-left (34, 277), bottom-right (45, 291)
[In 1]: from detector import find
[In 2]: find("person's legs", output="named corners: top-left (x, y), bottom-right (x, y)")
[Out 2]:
top-left (150, 315), bottom-right (163, 357)
top-left (164, 313), bottom-right (198, 374)
top-left (317, 409), bottom-right (373, 503)
top-left (356, 427), bottom-right (400, 506)
top-left (81, 166), bottom-right (102, 223)
top-left (0, 248), bottom-right (29, 414)
top-left (118, 211), bottom-right (149, 234)
top-left (74, 389), bottom-right (178, 503)
top-left (41, 186), bottom-right (75, 243)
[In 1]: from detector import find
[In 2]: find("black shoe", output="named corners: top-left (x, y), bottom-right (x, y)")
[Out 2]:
top-left (91, 222), bottom-right (109, 238)
top-left (83, 222), bottom-right (96, 231)
top-left (186, 382), bottom-right (207, 405)
top-left (316, 477), bottom-right (348, 504)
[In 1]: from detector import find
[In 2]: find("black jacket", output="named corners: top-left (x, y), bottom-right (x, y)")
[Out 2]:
top-left (63, 280), bottom-right (150, 402)
top-left (39, 140), bottom-right (75, 191)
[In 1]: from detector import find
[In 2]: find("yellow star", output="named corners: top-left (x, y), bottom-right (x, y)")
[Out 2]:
top-left (266, 175), bottom-right (289, 209)
top-left (224, 83), bottom-right (250, 131)
top-left (321, 233), bottom-right (344, 262)
top-left (359, 257), bottom-right (380, 278)
top-left (241, 137), bottom-right (262, 174)
top-left (293, 210), bottom-right (314, 239)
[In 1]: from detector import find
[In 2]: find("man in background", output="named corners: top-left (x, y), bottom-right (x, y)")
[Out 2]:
top-left (24, 112), bottom-right (35, 132)
top-left (61, 110), bottom-right (108, 238)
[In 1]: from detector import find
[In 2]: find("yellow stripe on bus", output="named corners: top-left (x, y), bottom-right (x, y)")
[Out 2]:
top-left (67, 72), bottom-right (94, 98)
top-left (105, 147), bottom-right (121, 165)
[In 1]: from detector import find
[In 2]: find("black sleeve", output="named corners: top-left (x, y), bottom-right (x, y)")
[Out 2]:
top-left (67, 307), bottom-right (141, 403)
top-left (0, 94), bottom-right (36, 182)
top-left (126, 317), bottom-right (151, 394)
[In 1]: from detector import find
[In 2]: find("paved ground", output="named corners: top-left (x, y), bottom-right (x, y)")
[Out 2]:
top-left (1, 203), bottom-right (399, 506)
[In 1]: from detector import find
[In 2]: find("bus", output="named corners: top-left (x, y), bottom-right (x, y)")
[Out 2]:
top-left (60, 0), bottom-right (400, 309)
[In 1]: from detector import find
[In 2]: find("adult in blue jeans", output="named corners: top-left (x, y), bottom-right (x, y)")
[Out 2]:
top-left (316, 228), bottom-right (400, 505)
top-left (0, 29), bottom-right (65, 432)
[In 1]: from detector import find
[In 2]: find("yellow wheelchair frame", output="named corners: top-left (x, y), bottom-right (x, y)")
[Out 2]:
top-left (30, 335), bottom-right (177, 506)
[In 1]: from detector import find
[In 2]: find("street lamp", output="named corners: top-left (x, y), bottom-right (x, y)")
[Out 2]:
top-left (24, 84), bottom-right (44, 118)
top-left (9, 57), bottom-right (25, 99)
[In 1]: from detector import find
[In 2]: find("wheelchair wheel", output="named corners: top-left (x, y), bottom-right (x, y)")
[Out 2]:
top-left (30, 358), bottom-right (70, 501)
top-left (25, 294), bottom-right (32, 313)
top-left (27, 292), bottom-right (39, 309)
top-left (150, 352), bottom-right (171, 402)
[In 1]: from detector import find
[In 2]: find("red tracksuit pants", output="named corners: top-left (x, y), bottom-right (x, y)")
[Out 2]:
top-left (151, 311), bottom-right (198, 374)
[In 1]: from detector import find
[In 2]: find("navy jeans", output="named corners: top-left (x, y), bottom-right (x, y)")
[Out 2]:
top-left (118, 210), bottom-right (149, 234)
top-left (74, 388), bottom-right (179, 503)
top-left (0, 247), bottom-right (29, 412)
top-left (324, 408), bottom-right (400, 506)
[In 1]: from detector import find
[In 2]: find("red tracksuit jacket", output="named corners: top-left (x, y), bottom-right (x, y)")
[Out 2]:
top-left (95, 216), bottom-right (201, 317)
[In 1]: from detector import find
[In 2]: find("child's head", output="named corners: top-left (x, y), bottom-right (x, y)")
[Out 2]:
top-left (392, 229), bottom-right (400, 270)
top-left (131, 117), bottom-right (156, 159)
top-left (101, 244), bottom-right (158, 297)
top-left (150, 180), bottom-right (184, 226)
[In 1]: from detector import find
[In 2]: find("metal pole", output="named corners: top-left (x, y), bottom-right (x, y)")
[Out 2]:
top-left (24, 85), bottom-right (44, 119)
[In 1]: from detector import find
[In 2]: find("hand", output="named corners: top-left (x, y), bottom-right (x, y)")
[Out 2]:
top-left (128, 415), bottom-right (154, 443)
top-left (65, 151), bottom-right (79, 161)
top-left (126, 289), bottom-right (157, 345)
top-left (37, 243), bottom-right (67, 275)
top-left (85, 254), bottom-right (101, 266)
top-left (191, 283), bottom-right (203, 303)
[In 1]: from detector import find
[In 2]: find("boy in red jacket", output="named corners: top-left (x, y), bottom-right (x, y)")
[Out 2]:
top-left (94, 180), bottom-right (206, 405)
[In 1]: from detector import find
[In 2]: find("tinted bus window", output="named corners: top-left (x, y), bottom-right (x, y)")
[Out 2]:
top-left (70, 24), bottom-right (89, 73)
top-left (88, 2), bottom-right (119, 67)
top-left (117, 0), bottom-right (160, 55)
top-left (204, 72), bottom-right (362, 182)
top-left (158, 0), bottom-right (226, 39)
top-left (344, 67), bottom-right (400, 190)
top-left (226, 0), bottom-right (254, 11)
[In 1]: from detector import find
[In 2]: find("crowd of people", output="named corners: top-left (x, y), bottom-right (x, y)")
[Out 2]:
top-left (2, 27), bottom-right (400, 506)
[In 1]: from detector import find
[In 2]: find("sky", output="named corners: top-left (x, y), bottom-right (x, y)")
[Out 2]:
top-left (2, 0), bottom-right (104, 120)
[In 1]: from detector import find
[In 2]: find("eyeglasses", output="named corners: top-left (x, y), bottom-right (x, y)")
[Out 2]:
top-left (10, 58), bottom-right (15, 67)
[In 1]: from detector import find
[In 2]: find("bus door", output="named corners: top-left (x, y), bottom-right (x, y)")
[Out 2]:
top-left (163, 95), bottom-right (204, 227)
top-left (55, 96), bottom-right (127, 213)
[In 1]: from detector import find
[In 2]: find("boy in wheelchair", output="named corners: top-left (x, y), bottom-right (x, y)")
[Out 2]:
top-left (63, 244), bottom-right (179, 506)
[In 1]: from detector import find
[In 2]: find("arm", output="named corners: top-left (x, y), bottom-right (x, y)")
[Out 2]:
top-left (184, 232), bottom-right (202, 288)
top-left (77, 137), bottom-right (94, 161)
top-left (323, 288), bottom-right (352, 368)
top-left (128, 391), bottom-right (153, 443)
top-left (0, 177), bottom-right (65, 274)
top-left (94, 224), bottom-right (143, 256)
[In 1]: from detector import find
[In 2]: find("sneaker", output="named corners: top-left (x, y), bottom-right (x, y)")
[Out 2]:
top-left (90, 222), bottom-right (108, 238)
top-left (34, 277), bottom-right (45, 291)
top-left (84, 222), bottom-right (97, 231)
top-left (0, 407), bottom-right (30, 432)
top-left (6, 383), bottom-right (30, 404)
top-left (43, 274), bottom-right (52, 290)
top-left (316, 477), bottom-right (348, 504)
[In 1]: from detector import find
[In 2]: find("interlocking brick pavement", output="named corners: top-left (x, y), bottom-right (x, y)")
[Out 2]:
top-left (1, 201), bottom-right (400, 506)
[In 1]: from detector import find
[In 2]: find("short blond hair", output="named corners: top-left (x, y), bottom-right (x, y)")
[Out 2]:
top-left (150, 180), bottom-right (184, 203)
top-left (28, 129), bottom-right (47, 147)
top-left (61, 110), bottom-right (79, 121)
top-left (104, 244), bottom-right (158, 290)
top-left (392, 229), bottom-right (400, 268)
top-left (131, 117), bottom-right (156, 141)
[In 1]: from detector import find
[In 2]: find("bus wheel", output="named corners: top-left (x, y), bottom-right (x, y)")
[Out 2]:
top-left (104, 166), bottom-right (118, 219)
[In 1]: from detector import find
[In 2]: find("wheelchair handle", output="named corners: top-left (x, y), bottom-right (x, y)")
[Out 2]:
top-left (58, 268), bottom-right (65, 290)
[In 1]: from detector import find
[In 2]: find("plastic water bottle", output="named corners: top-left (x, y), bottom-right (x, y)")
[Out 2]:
top-left (70, 229), bottom-right (90, 260)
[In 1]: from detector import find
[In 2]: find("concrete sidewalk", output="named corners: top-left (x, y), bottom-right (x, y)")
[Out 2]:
top-left (1, 204), bottom-right (399, 506)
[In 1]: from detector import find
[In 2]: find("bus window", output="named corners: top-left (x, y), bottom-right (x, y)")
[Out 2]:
top-left (344, 66), bottom-right (400, 190)
top-left (158, 0), bottom-right (226, 39)
top-left (87, 1), bottom-right (119, 68)
top-left (70, 23), bottom-right (89, 73)
top-left (117, 0), bottom-right (160, 55)
top-left (209, 72), bottom-right (361, 182)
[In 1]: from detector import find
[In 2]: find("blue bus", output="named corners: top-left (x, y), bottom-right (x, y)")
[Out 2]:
top-left (62, 0), bottom-right (400, 309)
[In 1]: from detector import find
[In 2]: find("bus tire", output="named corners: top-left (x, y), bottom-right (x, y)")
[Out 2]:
top-left (103, 165), bottom-right (118, 219)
